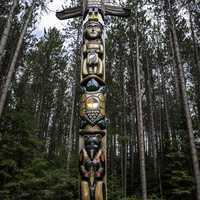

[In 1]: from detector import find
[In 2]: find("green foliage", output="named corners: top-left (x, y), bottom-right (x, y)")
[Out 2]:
top-left (0, 24), bottom-right (79, 200)
top-left (121, 196), bottom-right (141, 200)
top-left (108, 175), bottom-right (122, 200)
top-left (0, 110), bottom-right (78, 200)
top-left (162, 150), bottom-right (195, 200)
top-left (121, 194), bottom-right (162, 200)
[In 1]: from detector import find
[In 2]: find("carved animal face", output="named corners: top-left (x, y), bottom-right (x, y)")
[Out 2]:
top-left (88, 8), bottom-right (102, 22)
top-left (84, 135), bottom-right (102, 158)
top-left (85, 22), bottom-right (102, 39)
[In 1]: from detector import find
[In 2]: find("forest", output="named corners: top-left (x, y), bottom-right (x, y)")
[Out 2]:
top-left (0, 0), bottom-right (200, 199)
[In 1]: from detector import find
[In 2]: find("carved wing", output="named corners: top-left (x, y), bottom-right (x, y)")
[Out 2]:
top-left (105, 5), bottom-right (131, 17)
top-left (56, 6), bottom-right (82, 20)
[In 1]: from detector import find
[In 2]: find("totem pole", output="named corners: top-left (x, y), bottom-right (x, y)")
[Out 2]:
top-left (56, 1), bottom-right (130, 199)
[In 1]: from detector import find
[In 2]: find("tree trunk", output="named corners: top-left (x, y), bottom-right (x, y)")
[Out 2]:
top-left (188, 4), bottom-right (200, 120)
top-left (122, 89), bottom-right (127, 198)
top-left (0, 0), bottom-right (35, 118)
top-left (129, 97), bottom-right (136, 194)
top-left (168, 1), bottom-right (200, 199)
top-left (0, 0), bottom-right (18, 71)
top-left (66, 85), bottom-right (76, 172)
top-left (169, 31), bottom-right (181, 101)
top-left (136, 17), bottom-right (147, 200)
top-left (144, 54), bottom-right (157, 175)
top-left (160, 64), bottom-right (173, 146)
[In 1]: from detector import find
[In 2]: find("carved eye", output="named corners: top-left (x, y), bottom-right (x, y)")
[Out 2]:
top-left (96, 134), bottom-right (102, 141)
top-left (84, 135), bottom-right (89, 140)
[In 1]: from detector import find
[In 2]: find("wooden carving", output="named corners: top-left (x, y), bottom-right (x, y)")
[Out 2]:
top-left (56, 1), bottom-right (130, 199)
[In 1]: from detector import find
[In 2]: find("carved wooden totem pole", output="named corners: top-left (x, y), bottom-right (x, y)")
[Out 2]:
top-left (56, 1), bottom-right (130, 199)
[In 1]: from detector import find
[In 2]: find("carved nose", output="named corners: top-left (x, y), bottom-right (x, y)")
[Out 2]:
top-left (90, 149), bottom-right (94, 158)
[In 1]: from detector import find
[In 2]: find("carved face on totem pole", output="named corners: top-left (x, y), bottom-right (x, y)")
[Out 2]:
top-left (84, 134), bottom-right (102, 159)
top-left (85, 7), bottom-right (104, 22)
top-left (84, 21), bottom-right (103, 40)
top-left (81, 7), bottom-right (105, 80)
top-left (80, 134), bottom-right (105, 180)
top-left (80, 6), bottom-right (106, 200)
top-left (56, 1), bottom-right (130, 200)
top-left (80, 134), bottom-right (105, 200)
top-left (80, 79), bottom-right (106, 132)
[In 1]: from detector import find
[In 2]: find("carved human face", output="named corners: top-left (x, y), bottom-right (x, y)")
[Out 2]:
top-left (85, 22), bottom-right (102, 39)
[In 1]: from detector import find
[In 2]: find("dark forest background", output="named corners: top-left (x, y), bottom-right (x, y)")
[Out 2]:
top-left (0, 0), bottom-right (200, 199)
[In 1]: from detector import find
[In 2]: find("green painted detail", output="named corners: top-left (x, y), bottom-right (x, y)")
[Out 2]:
top-left (86, 78), bottom-right (100, 91)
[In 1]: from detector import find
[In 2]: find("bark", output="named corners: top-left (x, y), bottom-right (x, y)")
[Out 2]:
top-left (128, 26), bottom-right (138, 194)
top-left (160, 64), bottom-right (173, 146)
top-left (49, 114), bottom-right (56, 158)
top-left (168, 1), bottom-right (200, 199)
top-left (117, 39), bottom-right (127, 197)
top-left (0, 0), bottom-right (18, 71)
top-left (136, 17), bottom-right (147, 200)
top-left (122, 90), bottom-right (127, 198)
top-left (188, 4), bottom-right (200, 120)
top-left (120, 62), bottom-right (126, 198)
top-left (109, 131), bottom-right (113, 171)
top-left (49, 80), bottom-right (65, 158)
top-left (129, 97), bottom-right (136, 192)
top-left (66, 85), bottom-right (76, 172)
top-left (158, 160), bottom-right (163, 200)
top-left (169, 31), bottom-right (181, 101)
top-left (113, 129), bottom-right (116, 172)
top-left (144, 54), bottom-right (157, 175)
top-left (168, 30), bottom-right (181, 149)
top-left (67, 25), bottom-right (81, 169)
top-left (0, 1), bottom-right (35, 118)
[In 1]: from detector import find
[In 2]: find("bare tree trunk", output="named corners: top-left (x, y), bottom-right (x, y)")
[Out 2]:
top-left (173, 28), bottom-right (200, 200)
top-left (129, 97), bottom-right (135, 194)
top-left (168, 29), bottom-right (181, 149)
top-left (168, 1), bottom-right (200, 199)
top-left (188, 4), bottom-right (200, 120)
top-left (123, 89), bottom-right (127, 198)
top-left (145, 55), bottom-right (157, 175)
top-left (0, 0), bottom-right (18, 71)
top-left (158, 160), bottom-right (163, 200)
top-left (0, 1), bottom-right (35, 118)
top-left (160, 65), bottom-right (173, 146)
top-left (66, 25), bottom-right (81, 170)
top-left (188, 3), bottom-right (200, 74)
top-left (136, 18), bottom-right (147, 200)
top-left (66, 85), bottom-right (76, 172)
top-left (169, 31), bottom-right (181, 101)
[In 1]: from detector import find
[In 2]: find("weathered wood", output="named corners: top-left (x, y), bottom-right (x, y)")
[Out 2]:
top-left (56, 3), bottom-right (130, 20)
top-left (56, 7), bottom-right (82, 20)
top-left (105, 5), bottom-right (130, 17)
top-left (56, 1), bottom-right (130, 199)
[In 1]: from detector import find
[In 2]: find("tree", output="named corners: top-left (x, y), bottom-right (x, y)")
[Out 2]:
top-left (0, 0), bottom-right (36, 117)
top-left (165, 0), bottom-right (200, 199)
top-left (0, 0), bottom-right (18, 70)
